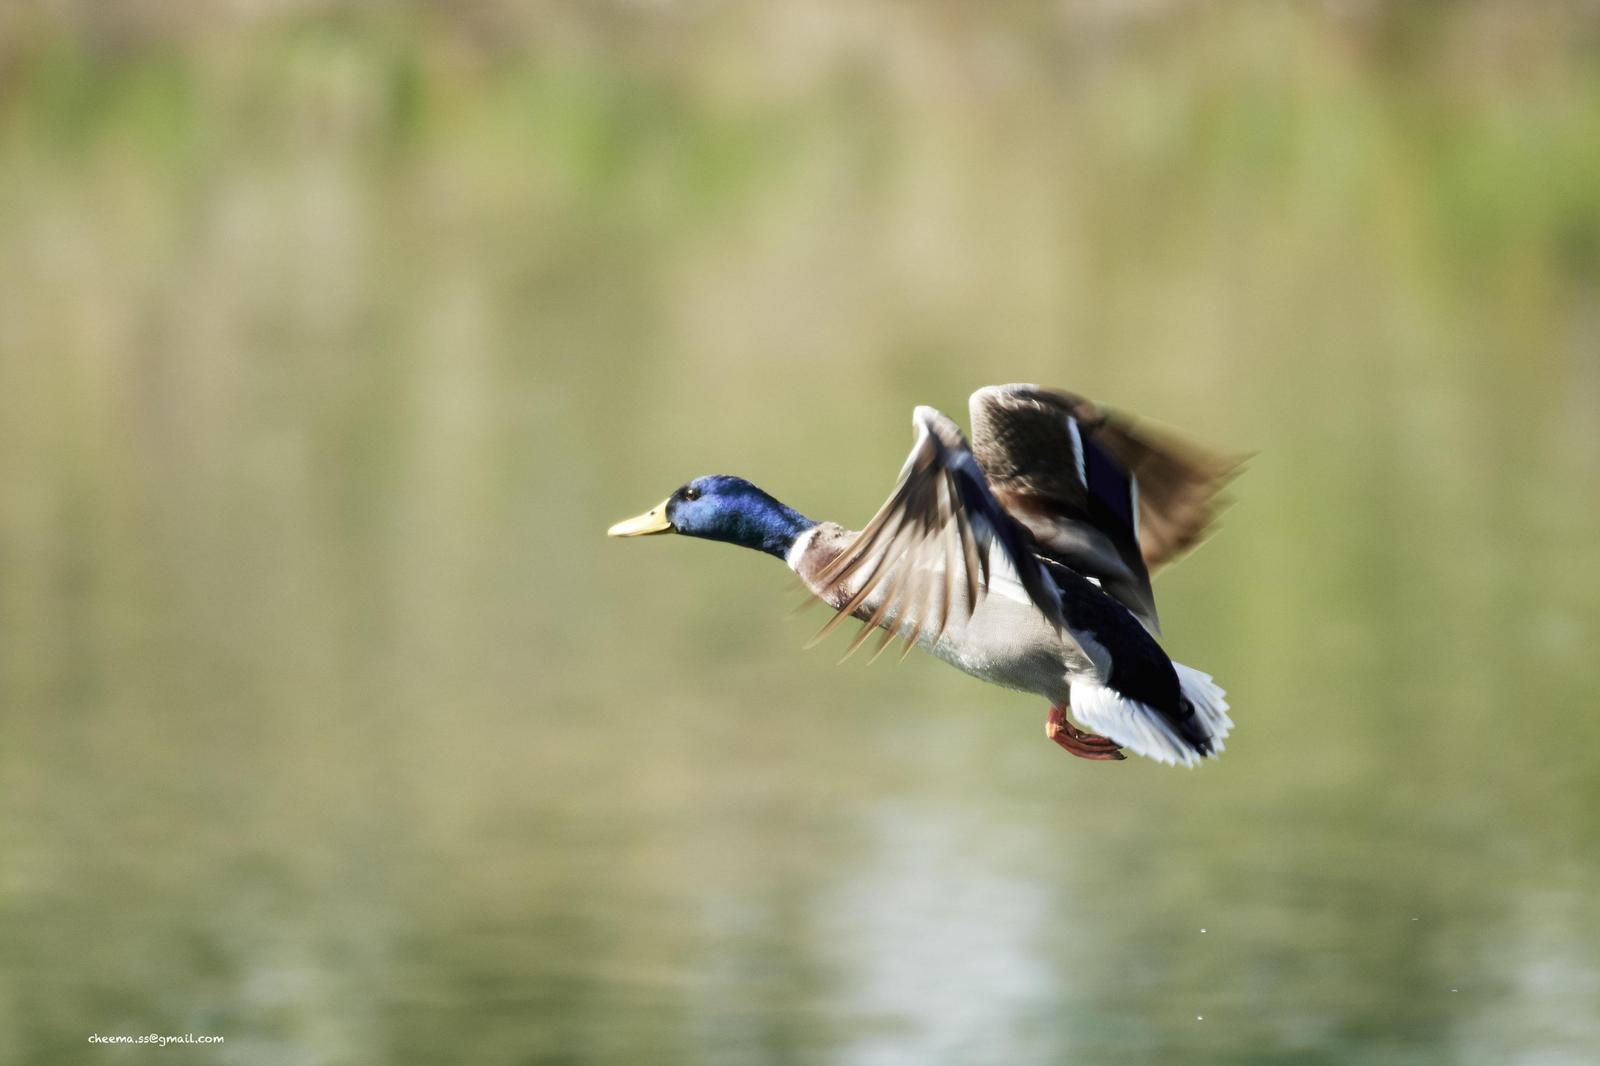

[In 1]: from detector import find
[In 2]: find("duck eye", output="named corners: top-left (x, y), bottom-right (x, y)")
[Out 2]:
top-left (683, 486), bottom-right (700, 502)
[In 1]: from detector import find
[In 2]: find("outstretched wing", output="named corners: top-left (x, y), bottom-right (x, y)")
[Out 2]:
top-left (969, 384), bottom-right (1242, 633)
top-left (809, 406), bottom-right (1064, 661)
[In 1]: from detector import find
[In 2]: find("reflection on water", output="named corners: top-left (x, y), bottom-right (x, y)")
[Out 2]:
top-left (820, 804), bottom-right (1058, 1066)
top-left (3, 3), bottom-right (1600, 1064)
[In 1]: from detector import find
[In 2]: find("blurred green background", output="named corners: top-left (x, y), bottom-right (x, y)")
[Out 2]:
top-left (3, 2), bottom-right (1599, 1063)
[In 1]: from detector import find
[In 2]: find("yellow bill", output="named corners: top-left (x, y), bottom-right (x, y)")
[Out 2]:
top-left (607, 498), bottom-right (674, 537)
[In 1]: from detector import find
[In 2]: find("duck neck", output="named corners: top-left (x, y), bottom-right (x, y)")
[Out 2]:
top-left (733, 495), bottom-right (816, 560)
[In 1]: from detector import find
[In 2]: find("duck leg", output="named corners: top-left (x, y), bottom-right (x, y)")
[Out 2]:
top-left (1047, 704), bottom-right (1125, 761)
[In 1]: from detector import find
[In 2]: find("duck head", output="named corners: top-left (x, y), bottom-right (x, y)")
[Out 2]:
top-left (608, 475), bottom-right (815, 560)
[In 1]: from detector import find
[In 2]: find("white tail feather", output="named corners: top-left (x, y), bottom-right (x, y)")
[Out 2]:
top-left (1069, 663), bottom-right (1231, 767)
top-left (1174, 662), bottom-right (1233, 747)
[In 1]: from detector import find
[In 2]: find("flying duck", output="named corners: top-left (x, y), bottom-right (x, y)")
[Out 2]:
top-left (608, 384), bottom-right (1242, 766)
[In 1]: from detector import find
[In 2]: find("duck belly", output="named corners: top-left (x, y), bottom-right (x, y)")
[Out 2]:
top-left (919, 585), bottom-right (1091, 701)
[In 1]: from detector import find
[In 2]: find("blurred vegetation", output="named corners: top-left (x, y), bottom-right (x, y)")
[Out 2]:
top-left (2, 2), bottom-right (1599, 1064)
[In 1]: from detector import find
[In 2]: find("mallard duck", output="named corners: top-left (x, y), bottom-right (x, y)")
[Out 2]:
top-left (608, 385), bottom-right (1242, 766)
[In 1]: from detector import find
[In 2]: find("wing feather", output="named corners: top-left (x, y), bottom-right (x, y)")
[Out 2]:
top-left (969, 384), bottom-right (1243, 633)
top-left (811, 406), bottom-right (1064, 653)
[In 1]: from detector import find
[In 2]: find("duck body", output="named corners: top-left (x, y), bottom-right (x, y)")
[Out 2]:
top-left (610, 386), bottom-right (1241, 767)
top-left (787, 518), bottom-right (1223, 764)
